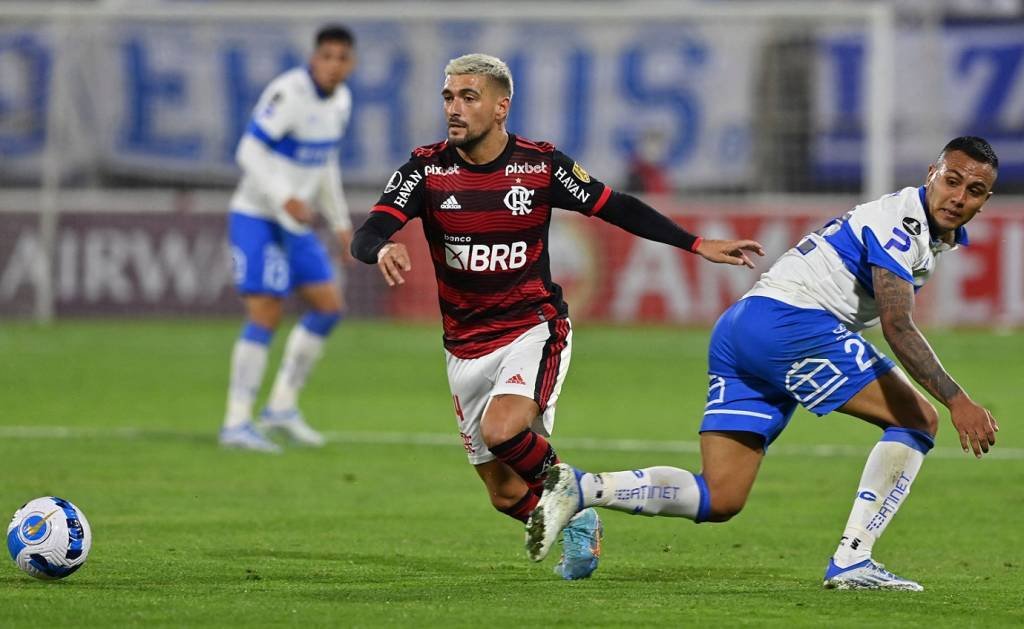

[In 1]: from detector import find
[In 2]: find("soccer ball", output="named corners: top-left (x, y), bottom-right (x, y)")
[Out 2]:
top-left (7, 496), bottom-right (92, 580)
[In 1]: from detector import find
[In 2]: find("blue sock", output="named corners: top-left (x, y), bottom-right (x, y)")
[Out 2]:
top-left (241, 321), bottom-right (274, 345)
top-left (300, 311), bottom-right (342, 337)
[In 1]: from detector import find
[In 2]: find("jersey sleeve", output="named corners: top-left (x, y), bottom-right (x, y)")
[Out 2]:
top-left (317, 155), bottom-right (352, 231)
top-left (370, 158), bottom-right (427, 224)
top-left (549, 150), bottom-right (612, 215)
top-left (859, 210), bottom-right (919, 284)
top-left (337, 85), bottom-right (353, 136)
top-left (249, 81), bottom-right (299, 141)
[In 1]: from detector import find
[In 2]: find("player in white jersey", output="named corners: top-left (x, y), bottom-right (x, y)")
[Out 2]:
top-left (219, 25), bottom-right (356, 453)
top-left (526, 137), bottom-right (1001, 591)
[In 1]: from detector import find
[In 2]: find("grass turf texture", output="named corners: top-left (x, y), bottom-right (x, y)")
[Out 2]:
top-left (1, 320), bottom-right (1022, 627)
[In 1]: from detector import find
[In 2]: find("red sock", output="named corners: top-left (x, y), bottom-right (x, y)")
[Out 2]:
top-left (498, 490), bottom-right (539, 523)
top-left (489, 430), bottom-right (560, 487)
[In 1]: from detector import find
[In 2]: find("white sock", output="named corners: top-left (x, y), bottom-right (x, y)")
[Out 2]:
top-left (223, 338), bottom-right (269, 429)
top-left (579, 466), bottom-right (704, 519)
top-left (832, 439), bottom-right (926, 567)
top-left (266, 324), bottom-right (325, 413)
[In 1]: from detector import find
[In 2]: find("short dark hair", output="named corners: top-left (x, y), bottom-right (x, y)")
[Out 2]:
top-left (316, 24), bottom-right (355, 48)
top-left (940, 136), bottom-right (998, 170)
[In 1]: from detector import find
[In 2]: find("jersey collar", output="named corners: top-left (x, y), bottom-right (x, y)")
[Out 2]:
top-left (918, 185), bottom-right (968, 248)
top-left (305, 67), bottom-right (334, 100)
top-left (449, 133), bottom-right (516, 173)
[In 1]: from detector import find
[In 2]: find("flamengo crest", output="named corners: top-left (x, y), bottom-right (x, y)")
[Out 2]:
top-left (504, 186), bottom-right (535, 216)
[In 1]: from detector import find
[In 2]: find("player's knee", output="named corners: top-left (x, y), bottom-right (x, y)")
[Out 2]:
top-left (249, 312), bottom-right (282, 330)
top-left (921, 402), bottom-right (940, 436)
top-left (306, 286), bottom-right (343, 313)
top-left (246, 299), bottom-right (284, 329)
top-left (899, 400), bottom-right (939, 436)
top-left (480, 421), bottom-right (521, 449)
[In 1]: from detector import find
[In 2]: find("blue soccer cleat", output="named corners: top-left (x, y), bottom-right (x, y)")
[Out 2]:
top-left (823, 558), bottom-right (923, 591)
top-left (553, 508), bottom-right (603, 580)
top-left (219, 421), bottom-right (281, 453)
top-left (526, 463), bottom-right (584, 562)
top-left (260, 408), bottom-right (326, 447)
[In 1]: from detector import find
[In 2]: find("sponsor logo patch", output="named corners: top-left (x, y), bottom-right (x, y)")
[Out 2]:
top-left (444, 241), bottom-right (528, 271)
top-left (504, 162), bottom-right (548, 177)
top-left (555, 166), bottom-right (591, 204)
top-left (440, 195), bottom-right (462, 210)
top-left (902, 217), bottom-right (922, 236)
top-left (383, 170), bottom-right (402, 194)
top-left (392, 171), bottom-right (424, 208)
top-left (425, 164), bottom-right (460, 176)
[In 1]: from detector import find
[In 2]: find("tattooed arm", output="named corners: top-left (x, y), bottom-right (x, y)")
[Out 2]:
top-left (873, 266), bottom-right (998, 457)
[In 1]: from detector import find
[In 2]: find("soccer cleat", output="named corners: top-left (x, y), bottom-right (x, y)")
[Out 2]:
top-left (219, 422), bottom-right (281, 453)
top-left (823, 558), bottom-right (924, 591)
top-left (526, 463), bottom-right (584, 562)
top-left (553, 508), bottom-right (603, 580)
top-left (260, 408), bottom-right (326, 447)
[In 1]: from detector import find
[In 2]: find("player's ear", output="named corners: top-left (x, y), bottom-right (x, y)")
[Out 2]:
top-left (495, 95), bottom-right (510, 121)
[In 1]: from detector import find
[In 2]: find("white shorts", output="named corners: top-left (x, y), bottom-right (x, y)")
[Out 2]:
top-left (446, 318), bottom-right (573, 465)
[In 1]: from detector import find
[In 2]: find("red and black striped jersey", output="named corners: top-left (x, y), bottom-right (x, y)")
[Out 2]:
top-left (371, 134), bottom-right (611, 359)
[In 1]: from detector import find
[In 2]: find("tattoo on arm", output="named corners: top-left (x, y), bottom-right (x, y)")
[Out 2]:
top-left (873, 266), bottom-right (962, 405)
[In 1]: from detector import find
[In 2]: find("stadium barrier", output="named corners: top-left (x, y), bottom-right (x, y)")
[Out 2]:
top-left (2, 197), bottom-right (1021, 327)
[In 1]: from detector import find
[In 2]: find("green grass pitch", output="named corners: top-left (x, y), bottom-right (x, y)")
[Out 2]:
top-left (1, 320), bottom-right (1022, 627)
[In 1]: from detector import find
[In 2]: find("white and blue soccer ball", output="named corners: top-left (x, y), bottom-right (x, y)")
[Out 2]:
top-left (7, 496), bottom-right (92, 580)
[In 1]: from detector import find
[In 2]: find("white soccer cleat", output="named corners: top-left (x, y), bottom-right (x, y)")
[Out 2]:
top-left (219, 421), bottom-right (282, 453)
top-left (823, 558), bottom-right (923, 591)
top-left (526, 463), bottom-right (584, 562)
top-left (260, 408), bottom-right (326, 447)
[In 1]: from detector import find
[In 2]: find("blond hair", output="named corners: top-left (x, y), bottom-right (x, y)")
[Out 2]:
top-left (444, 53), bottom-right (514, 98)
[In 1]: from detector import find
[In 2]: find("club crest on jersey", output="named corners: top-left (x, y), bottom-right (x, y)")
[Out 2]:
top-left (902, 217), bottom-right (922, 236)
top-left (504, 186), bottom-right (535, 216)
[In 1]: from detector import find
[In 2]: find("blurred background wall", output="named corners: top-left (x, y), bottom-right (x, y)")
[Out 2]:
top-left (1, 0), bottom-right (1022, 326)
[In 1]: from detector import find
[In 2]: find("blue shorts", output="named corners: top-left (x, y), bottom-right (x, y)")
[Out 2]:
top-left (702, 296), bottom-right (895, 446)
top-left (228, 212), bottom-right (334, 296)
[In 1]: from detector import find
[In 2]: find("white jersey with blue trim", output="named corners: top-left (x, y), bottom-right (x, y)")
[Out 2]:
top-left (229, 67), bottom-right (352, 233)
top-left (744, 186), bottom-right (967, 331)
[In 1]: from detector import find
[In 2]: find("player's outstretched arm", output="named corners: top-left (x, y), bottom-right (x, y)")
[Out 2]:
top-left (873, 265), bottom-right (999, 457)
top-left (595, 192), bottom-right (764, 268)
top-left (351, 212), bottom-right (411, 287)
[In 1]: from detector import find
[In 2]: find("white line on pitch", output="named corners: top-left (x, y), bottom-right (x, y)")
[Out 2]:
top-left (0, 426), bottom-right (1021, 461)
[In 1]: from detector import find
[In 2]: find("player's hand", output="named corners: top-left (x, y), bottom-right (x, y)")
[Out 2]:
top-left (695, 239), bottom-right (765, 268)
top-left (283, 198), bottom-right (315, 224)
top-left (335, 228), bottom-right (354, 266)
top-left (948, 393), bottom-right (999, 458)
top-left (377, 242), bottom-right (411, 287)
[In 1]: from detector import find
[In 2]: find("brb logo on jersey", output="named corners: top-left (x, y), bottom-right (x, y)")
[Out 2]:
top-left (444, 237), bottom-right (528, 272)
top-left (504, 186), bottom-right (535, 216)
